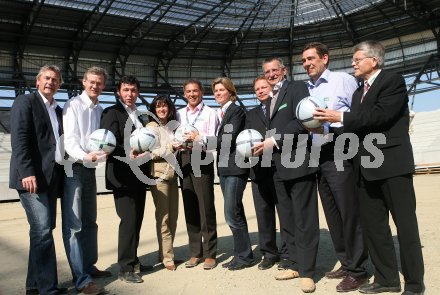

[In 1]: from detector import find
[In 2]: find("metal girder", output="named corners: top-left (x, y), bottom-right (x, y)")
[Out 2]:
top-left (288, 0), bottom-right (296, 81)
top-left (326, 0), bottom-right (359, 45)
top-left (14, 0), bottom-right (45, 95)
top-left (384, 0), bottom-right (439, 32)
top-left (111, 0), bottom-right (178, 81)
top-left (64, 0), bottom-right (115, 92)
top-left (407, 53), bottom-right (440, 109)
top-left (158, 2), bottom-right (227, 68)
top-left (220, 0), bottom-right (263, 76)
top-left (370, 3), bottom-right (406, 60)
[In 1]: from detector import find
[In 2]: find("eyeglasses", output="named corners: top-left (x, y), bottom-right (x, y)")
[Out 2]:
top-left (352, 57), bottom-right (374, 64)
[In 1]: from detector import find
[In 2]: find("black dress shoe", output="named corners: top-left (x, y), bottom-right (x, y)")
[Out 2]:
top-left (222, 258), bottom-right (236, 268)
top-left (227, 260), bottom-right (256, 271)
top-left (401, 291), bottom-right (424, 295)
top-left (325, 266), bottom-right (348, 279)
top-left (258, 258), bottom-right (277, 270)
top-left (277, 258), bottom-right (292, 270)
top-left (359, 282), bottom-right (401, 294)
top-left (134, 263), bottom-right (154, 273)
top-left (26, 287), bottom-right (68, 295)
top-left (336, 274), bottom-right (369, 292)
top-left (118, 271), bottom-right (144, 283)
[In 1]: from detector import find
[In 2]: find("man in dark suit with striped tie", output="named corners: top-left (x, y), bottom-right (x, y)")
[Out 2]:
top-left (314, 40), bottom-right (424, 295)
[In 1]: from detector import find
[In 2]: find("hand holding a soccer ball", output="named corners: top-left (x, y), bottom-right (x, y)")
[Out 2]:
top-left (313, 108), bottom-right (342, 123)
top-left (251, 138), bottom-right (275, 156)
top-left (83, 150), bottom-right (107, 163)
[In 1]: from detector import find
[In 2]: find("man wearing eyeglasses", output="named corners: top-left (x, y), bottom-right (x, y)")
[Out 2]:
top-left (314, 40), bottom-right (424, 295)
top-left (302, 42), bottom-right (368, 292)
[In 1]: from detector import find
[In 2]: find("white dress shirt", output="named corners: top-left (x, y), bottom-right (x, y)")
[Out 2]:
top-left (119, 99), bottom-right (144, 129)
top-left (39, 91), bottom-right (63, 163)
top-left (177, 101), bottom-right (218, 137)
top-left (63, 91), bottom-right (103, 162)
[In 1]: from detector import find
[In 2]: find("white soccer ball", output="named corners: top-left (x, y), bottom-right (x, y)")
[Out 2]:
top-left (130, 127), bottom-right (158, 153)
top-left (87, 129), bottom-right (117, 154)
top-left (295, 96), bottom-right (327, 128)
top-left (175, 124), bottom-right (198, 148)
top-left (235, 129), bottom-right (264, 158)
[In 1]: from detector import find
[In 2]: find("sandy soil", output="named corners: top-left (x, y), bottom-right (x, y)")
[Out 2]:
top-left (0, 174), bottom-right (439, 295)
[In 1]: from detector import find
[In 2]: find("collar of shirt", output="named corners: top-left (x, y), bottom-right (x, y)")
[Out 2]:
top-left (38, 91), bottom-right (58, 109)
top-left (219, 100), bottom-right (233, 115)
top-left (119, 99), bottom-right (137, 114)
top-left (270, 79), bottom-right (286, 97)
top-left (367, 69), bottom-right (381, 87)
top-left (186, 101), bottom-right (204, 114)
top-left (80, 91), bottom-right (99, 109)
top-left (307, 68), bottom-right (330, 89)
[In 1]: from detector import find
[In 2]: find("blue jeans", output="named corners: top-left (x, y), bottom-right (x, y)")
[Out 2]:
top-left (219, 175), bottom-right (254, 264)
top-left (62, 165), bottom-right (98, 290)
top-left (19, 190), bottom-right (59, 295)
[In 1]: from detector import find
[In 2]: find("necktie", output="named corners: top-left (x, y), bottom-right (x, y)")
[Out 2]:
top-left (261, 104), bottom-right (266, 117)
top-left (361, 81), bottom-right (370, 103)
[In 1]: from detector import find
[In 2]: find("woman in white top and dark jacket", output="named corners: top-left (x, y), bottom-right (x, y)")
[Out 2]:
top-left (208, 77), bottom-right (254, 270)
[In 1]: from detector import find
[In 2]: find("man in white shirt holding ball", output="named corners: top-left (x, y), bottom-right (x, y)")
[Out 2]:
top-left (62, 66), bottom-right (110, 295)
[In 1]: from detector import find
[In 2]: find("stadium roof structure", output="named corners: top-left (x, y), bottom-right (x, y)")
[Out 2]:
top-left (0, 0), bottom-right (439, 110)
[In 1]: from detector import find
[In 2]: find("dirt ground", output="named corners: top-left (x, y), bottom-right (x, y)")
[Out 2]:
top-left (0, 174), bottom-right (438, 295)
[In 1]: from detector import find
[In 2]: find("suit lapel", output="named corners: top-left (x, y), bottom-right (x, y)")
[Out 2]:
top-left (360, 70), bottom-right (385, 106)
top-left (219, 103), bottom-right (235, 132)
top-left (270, 82), bottom-right (288, 119)
top-left (34, 92), bottom-right (55, 136)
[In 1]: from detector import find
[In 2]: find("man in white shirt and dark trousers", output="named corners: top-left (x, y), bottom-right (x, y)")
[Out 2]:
top-left (177, 79), bottom-right (219, 270)
top-left (302, 42), bottom-right (368, 292)
top-left (62, 66), bottom-right (110, 295)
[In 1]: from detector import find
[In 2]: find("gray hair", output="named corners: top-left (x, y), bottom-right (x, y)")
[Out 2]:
top-left (83, 66), bottom-right (108, 82)
top-left (353, 41), bottom-right (385, 68)
top-left (262, 57), bottom-right (286, 70)
top-left (36, 65), bottom-right (63, 84)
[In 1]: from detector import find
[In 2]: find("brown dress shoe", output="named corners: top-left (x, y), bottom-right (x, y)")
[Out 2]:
top-left (274, 269), bottom-right (300, 280)
top-left (300, 278), bottom-right (316, 293)
top-left (165, 264), bottom-right (176, 271)
top-left (79, 282), bottom-right (105, 295)
top-left (336, 275), bottom-right (369, 292)
top-left (325, 266), bottom-right (347, 279)
top-left (203, 258), bottom-right (217, 270)
top-left (185, 257), bottom-right (202, 268)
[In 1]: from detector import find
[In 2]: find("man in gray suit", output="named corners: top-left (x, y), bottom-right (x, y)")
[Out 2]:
top-left (10, 65), bottom-right (65, 295)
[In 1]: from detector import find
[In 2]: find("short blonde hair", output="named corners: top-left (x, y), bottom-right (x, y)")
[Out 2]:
top-left (83, 66), bottom-right (108, 82)
top-left (211, 77), bottom-right (237, 102)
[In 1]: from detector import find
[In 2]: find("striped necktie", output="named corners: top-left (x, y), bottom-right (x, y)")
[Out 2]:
top-left (361, 81), bottom-right (370, 103)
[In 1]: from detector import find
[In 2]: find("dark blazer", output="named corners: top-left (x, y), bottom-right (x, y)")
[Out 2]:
top-left (9, 92), bottom-right (63, 193)
top-left (245, 105), bottom-right (271, 181)
top-left (211, 102), bottom-right (249, 176)
top-left (267, 80), bottom-right (317, 180)
top-left (100, 101), bottom-right (149, 191)
top-left (343, 70), bottom-right (414, 181)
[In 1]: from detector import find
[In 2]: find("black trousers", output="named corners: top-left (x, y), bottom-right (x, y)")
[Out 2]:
top-left (359, 174), bottom-right (424, 293)
top-left (179, 152), bottom-right (217, 259)
top-left (318, 154), bottom-right (368, 276)
top-left (251, 177), bottom-right (288, 261)
top-left (274, 168), bottom-right (319, 278)
top-left (114, 187), bottom-right (146, 272)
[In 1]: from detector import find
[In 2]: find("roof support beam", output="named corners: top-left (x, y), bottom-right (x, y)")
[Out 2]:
top-left (14, 0), bottom-right (45, 95)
